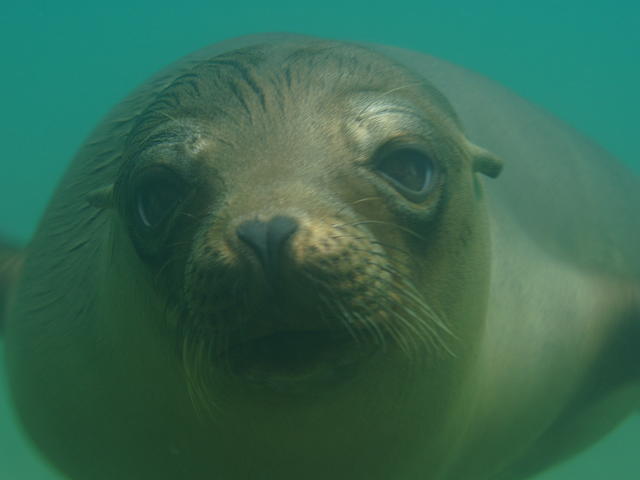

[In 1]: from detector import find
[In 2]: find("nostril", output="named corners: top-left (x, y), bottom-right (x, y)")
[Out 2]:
top-left (236, 216), bottom-right (298, 279)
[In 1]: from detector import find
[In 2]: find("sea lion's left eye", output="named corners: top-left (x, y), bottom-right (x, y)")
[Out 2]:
top-left (134, 169), bottom-right (185, 230)
top-left (375, 147), bottom-right (436, 201)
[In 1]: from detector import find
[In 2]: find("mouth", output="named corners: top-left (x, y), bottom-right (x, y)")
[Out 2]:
top-left (223, 329), bottom-right (377, 391)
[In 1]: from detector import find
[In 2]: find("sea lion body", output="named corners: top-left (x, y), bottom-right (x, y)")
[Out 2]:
top-left (1, 34), bottom-right (639, 479)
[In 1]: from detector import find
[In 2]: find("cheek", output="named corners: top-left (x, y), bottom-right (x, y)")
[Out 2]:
top-left (415, 193), bottom-right (491, 320)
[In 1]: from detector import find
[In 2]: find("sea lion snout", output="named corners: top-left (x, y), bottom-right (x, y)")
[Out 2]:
top-left (235, 215), bottom-right (299, 281)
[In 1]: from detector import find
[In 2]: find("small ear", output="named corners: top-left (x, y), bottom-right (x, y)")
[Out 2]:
top-left (86, 185), bottom-right (115, 209)
top-left (468, 143), bottom-right (503, 179)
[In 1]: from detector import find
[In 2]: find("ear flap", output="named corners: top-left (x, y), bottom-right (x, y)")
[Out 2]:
top-left (86, 185), bottom-right (115, 209)
top-left (467, 142), bottom-right (503, 179)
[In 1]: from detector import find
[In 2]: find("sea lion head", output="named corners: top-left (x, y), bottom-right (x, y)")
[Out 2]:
top-left (4, 37), bottom-right (506, 480)
top-left (90, 40), bottom-right (502, 402)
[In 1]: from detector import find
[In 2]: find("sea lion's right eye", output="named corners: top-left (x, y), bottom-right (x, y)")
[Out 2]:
top-left (134, 168), bottom-right (185, 230)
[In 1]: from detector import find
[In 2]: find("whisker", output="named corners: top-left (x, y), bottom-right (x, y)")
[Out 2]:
top-left (349, 246), bottom-right (414, 270)
top-left (330, 218), bottom-right (426, 243)
top-left (359, 264), bottom-right (455, 356)
top-left (350, 308), bottom-right (387, 352)
top-left (367, 240), bottom-right (413, 258)
top-left (176, 211), bottom-right (204, 221)
top-left (333, 196), bottom-right (385, 217)
top-left (347, 220), bottom-right (426, 241)
top-left (364, 283), bottom-right (426, 349)
top-left (311, 278), bottom-right (363, 346)
top-left (401, 279), bottom-right (455, 338)
top-left (153, 254), bottom-right (187, 284)
top-left (327, 233), bottom-right (413, 261)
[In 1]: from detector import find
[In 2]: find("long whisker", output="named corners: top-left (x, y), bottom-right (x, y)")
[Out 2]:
top-left (310, 276), bottom-right (364, 346)
top-left (333, 196), bottom-right (386, 217)
top-left (347, 220), bottom-right (426, 241)
top-left (348, 246), bottom-right (414, 270)
top-left (377, 274), bottom-right (454, 345)
top-left (358, 254), bottom-right (455, 353)
top-left (365, 279), bottom-right (451, 359)
top-left (328, 233), bottom-right (413, 260)
top-left (352, 310), bottom-right (388, 352)
top-left (331, 218), bottom-right (426, 242)
top-left (155, 253), bottom-right (187, 281)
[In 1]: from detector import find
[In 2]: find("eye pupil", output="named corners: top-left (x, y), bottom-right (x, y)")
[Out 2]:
top-left (377, 148), bottom-right (434, 197)
top-left (135, 177), bottom-right (183, 229)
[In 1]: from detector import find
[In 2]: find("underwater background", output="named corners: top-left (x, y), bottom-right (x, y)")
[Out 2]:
top-left (1, 0), bottom-right (637, 478)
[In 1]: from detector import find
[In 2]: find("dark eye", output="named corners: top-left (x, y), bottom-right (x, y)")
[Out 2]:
top-left (134, 169), bottom-right (185, 230)
top-left (376, 147), bottom-right (436, 201)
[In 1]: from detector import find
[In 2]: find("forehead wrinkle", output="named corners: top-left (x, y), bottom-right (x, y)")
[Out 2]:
top-left (127, 42), bottom-right (462, 173)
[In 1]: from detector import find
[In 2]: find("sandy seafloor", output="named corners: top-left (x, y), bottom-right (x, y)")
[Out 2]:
top-left (0, 1), bottom-right (637, 478)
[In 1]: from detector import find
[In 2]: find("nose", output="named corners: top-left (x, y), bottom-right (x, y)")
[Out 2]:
top-left (236, 216), bottom-right (298, 280)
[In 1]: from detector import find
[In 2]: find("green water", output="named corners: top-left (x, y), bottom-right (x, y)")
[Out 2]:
top-left (1, 1), bottom-right (638, 478)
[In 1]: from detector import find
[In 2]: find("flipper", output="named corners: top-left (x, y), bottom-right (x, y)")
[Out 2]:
top-left (0, 238), bottom-right (23, 333)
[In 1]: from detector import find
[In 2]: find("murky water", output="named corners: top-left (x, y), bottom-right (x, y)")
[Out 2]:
top-left (1, 1), bottom-right (637, 478)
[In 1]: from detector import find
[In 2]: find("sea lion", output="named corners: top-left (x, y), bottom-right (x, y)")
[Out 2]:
top-left (1, 33), bottom-right (639, 480)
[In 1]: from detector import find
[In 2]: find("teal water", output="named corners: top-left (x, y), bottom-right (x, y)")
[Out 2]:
top-left (1, 1), bottom-right (638, 478)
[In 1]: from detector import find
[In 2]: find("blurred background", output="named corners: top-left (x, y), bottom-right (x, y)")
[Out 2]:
top-left (1, 1), bottom-right (637, 478)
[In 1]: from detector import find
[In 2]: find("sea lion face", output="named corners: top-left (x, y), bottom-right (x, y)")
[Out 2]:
top-left (109, 43), bottom-right (499, 398)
